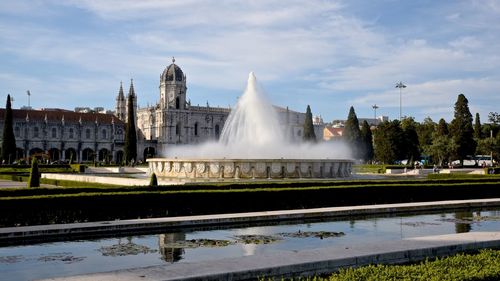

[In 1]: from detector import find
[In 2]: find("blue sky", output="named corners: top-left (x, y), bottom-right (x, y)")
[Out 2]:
top-left (1, 0), bottom-right (499, 123)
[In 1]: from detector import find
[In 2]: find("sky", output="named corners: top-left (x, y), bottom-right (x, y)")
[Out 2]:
top-left (1, 0), bottom-right (499, 123)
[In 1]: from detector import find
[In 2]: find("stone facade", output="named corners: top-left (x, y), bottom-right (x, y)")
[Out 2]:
top-left (0, 108), bottom-right (125, 163)
top-left (119, 59), bottom-right (318, 159)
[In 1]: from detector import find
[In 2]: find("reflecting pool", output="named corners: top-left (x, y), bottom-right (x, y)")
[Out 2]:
top-left (1, 208), bottom-right (499, 281)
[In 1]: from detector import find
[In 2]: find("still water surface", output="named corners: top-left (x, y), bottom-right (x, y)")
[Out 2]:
top-left (1, 208), bottom-right (499, 281)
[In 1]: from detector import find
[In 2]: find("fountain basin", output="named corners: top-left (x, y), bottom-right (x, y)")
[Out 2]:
top-left (147, 158), bottom-right (353, 179)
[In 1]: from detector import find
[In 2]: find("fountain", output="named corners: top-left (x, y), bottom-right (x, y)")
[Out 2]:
top-left (147, 72), bottom-right (353, 179)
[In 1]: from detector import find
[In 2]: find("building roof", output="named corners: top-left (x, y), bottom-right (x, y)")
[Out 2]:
top-left (161, 57), bottom-right (184, 82)
top-left (324, 127), bottom-right (343, 137)
top-left (0, 108), bottom-right (124, 126)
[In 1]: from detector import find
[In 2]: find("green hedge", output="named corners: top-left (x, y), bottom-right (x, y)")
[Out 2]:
top-left (1, 177), bottom-right (500, 197)
top-left (262, 249), bottom-right (500, 281)
top-left (1, 180), bottom-right (500, 226)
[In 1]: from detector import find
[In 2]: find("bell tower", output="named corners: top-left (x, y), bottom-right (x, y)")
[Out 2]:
top-left (159, 57), bottom-right (187, 110)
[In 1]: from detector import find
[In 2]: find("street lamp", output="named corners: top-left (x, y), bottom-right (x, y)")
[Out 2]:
top-left (395, 81), bottom-right (406, 120)
top-left (372, 104), bottom-right (379, 125)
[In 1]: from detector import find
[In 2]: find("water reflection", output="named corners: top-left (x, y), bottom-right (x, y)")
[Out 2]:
top-left (454, 211), bottom-right (474, 233)
top-left (158, 233), bottom-right (185, 263)
top-left (1, 208), bottom-right (499, 281)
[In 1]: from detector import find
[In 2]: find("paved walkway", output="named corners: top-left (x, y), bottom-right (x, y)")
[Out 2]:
top-left (0, 179), bottom-right (54, 188)
top-left (2, 198), bottom-right (500, 244)
top-left (39, 231), bottom-right (500, 281)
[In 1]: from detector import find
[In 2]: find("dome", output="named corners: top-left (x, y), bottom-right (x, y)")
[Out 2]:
top-left (161, 57), bottom-right (184, 82)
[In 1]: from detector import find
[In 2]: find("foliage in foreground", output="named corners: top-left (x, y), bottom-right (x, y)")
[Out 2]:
top-left (27, 158), bottom-right (40, 188)
top-left (261, 249), bottom-right (500, 281)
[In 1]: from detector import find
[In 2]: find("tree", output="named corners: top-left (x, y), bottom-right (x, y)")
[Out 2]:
top-left (360, 120), bottom-right (374, 162)
top-left (474, 113), bottom-right (482, 139)
top-left (27, 158), bottom-right (40, 188)
top-left (401, 117), bottom-right (420, 163)
top-left (344, 106), bottom-right (362, 158)
top-left (449, 94), bottom-right (476, 164)
top-left (1, 95), bottom-right (16, 164)
top-left (373, 120), bottom-right (406, 164)
top-left (416, 117), bottom-right (435, 149)
top-left (124, 92), bottom-right (137, 164)
top-left (149, 173), bottom-right (158, 187)
top-left (436, 118), bottom-right (449, 136)
top-left (488, 112), bottom-right (500, 125)
top-left (425, 119), bottom-right (452, 166)
top-left (303, 105), bottom-right (316, 142)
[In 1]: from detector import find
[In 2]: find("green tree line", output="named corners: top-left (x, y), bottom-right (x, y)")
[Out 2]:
top-left (343, 94), bottom-right (500, 166)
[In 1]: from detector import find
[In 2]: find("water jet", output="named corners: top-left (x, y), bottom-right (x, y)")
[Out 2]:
top-left (148, 72), bottom-right (353, 179)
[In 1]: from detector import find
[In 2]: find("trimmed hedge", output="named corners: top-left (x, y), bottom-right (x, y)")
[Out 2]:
top-left (262, 249), bottom-right (500, 281)
top-left (1, 180), bottom-right (500, 226)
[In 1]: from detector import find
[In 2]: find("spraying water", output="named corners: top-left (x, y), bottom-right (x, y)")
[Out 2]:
top-left (163, 72), bottom-right (352, 159)
top-left (220, 72), bottom-right (285, 146)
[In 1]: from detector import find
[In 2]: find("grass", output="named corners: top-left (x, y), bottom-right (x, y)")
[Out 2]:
top-left (261, 249), bottom-right (500, 281)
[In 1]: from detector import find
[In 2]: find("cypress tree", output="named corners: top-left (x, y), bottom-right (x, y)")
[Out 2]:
top-left (303, 105), bottom-right (316, 142)
top-left (1, 95), bottom-right (16, 164)
top-left (449, 94), bottom-right (476, 164)
top-left (124, 91), bottom-right (137, 164)
top-left (344, 106), bottom-right (362, 158)
top-left (149, 173), bottom-right (158, 187)
top-left (436, 118), bottom-right (449, 136)
top-left (474, 112), bottom-right (482, 139)
top-left (360, 120), bottom-right (374, 162)
top-left (27, 158), bottom-right (40, 188)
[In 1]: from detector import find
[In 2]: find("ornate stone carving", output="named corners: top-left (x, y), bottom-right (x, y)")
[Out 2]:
top-left (210, 163), bottom-right (220, 173)
top-left (196, 163), bottom-right (206, 173)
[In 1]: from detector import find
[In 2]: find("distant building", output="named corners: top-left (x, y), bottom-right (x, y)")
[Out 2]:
top-left (323, 127), bottom-right (344, 141)
top-left (1, 59), bottom-right (318, 163)
top-left (0, 108), bottom-right (125, 163)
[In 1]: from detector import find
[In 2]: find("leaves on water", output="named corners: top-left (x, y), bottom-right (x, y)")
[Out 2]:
top-left (280, 231), bottom-right (345, 239)
top-left (99, 242), bottom-right (157, 256)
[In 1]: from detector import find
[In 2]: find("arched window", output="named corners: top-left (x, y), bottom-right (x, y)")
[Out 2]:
top-left (194, 122), bottom-right (198, 136)
top-left (33, 127), bottom-right (39, 138)
top-left (175, 97), bottom-right (180, 109)
top-left (69, 128), bottom-right (74, 139)
top-left (14, 127), bottom-right (20, 137)
top-left (51, 127), bottom-right (57, 138)
top-left (86, 128), bottom-right (91, 139)
top-left (101, 129), bottom-right (107, 139)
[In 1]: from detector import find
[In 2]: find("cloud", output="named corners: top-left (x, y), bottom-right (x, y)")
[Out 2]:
top-left (1, 0), bottom-right (500, 123)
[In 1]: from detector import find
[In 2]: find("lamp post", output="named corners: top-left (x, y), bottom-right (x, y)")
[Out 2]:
top-left (372, 104), bottom-right (379, 125)
top-left (395, 81), bottom-right (406, 120)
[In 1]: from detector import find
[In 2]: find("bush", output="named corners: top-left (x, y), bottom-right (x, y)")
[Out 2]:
top-left (261, 249), bottom-right (500, 281)
top-left (149, 173), bottom-right (158, 187)
top-left (27, 158), bottom-right (40, 188)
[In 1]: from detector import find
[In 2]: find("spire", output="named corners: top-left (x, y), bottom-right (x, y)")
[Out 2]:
top-left (128, 79), bottom-right (135, 97)
top-left (172, 56), bottom-right (175, 64)
top-left (117, 81), bottom-right (125, 100)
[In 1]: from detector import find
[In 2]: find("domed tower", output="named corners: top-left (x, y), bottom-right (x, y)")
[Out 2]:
top-left (160, 57), bottom-right (187, 110)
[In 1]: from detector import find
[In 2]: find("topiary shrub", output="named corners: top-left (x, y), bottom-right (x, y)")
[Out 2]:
top-left (27, 158), bottom-right (40, 188)
top-left (149, 173), bottom-right (158, 187)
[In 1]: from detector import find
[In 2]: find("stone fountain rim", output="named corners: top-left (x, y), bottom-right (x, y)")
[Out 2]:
top-left (147, 158), bottom-right (354, 162)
